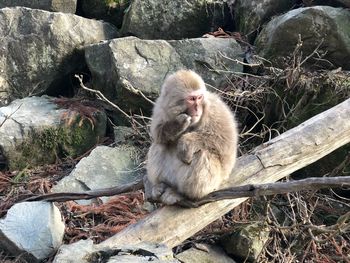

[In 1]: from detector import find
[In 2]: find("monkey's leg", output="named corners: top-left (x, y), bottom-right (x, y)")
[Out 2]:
top-left (145, 176), bottom-right (184, 205)
top-left (178, 151), bottom-right (223, 200)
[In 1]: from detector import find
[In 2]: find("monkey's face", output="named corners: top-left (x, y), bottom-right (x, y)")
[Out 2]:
top-left (185, 89), bottom-right (205, 124)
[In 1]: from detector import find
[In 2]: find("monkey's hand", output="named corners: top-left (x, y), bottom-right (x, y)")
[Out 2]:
top-left (175, 113), bottom-right (191, 132)
top-left (157, 113), bottom-right (191, 144)
top-left (177, 134), bottom-right (199, 164)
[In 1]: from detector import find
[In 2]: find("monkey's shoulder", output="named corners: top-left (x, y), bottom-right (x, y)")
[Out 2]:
top-left (207, 93), bottom-right (235, 118)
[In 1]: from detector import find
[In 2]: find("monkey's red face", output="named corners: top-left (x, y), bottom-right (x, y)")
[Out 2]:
top-left (186, 89), bottom-right (205, 124)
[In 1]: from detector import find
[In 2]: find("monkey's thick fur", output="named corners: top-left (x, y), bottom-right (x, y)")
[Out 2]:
top-left (145, 70), bottom-right (238, 205)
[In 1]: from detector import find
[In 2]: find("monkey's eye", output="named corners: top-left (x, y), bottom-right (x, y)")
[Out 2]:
top-left (197, 95), bottom-right (203, 101)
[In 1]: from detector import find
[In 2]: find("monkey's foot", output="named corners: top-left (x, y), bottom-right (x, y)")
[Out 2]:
top-left (151, 183), bottom-right (167, 199)
top-left (160, 187), bottom-right (184, 205)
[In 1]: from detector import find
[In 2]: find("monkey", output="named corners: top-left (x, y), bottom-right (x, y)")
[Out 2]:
top-left (144, 69), bottom-right (238, 205)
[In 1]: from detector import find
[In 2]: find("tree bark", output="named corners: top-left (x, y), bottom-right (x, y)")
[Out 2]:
top-left (97, 98), bottom-right (350, 250)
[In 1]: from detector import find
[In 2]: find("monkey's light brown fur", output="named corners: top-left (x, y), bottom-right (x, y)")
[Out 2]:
top-left (145, 70), bottom-right (238, 205)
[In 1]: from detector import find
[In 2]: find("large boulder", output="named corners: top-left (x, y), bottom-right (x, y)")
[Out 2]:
top-left (121, 0), bottom-right (232, 39)
top-left (0, 201), bottom-right (65, 263)
top-left (255, 6), bottom-right (350, 69)
top-left (0, 0), bottom-right (77, 13)
top-left (0, 96), bottom-right (107, 170)
top-left (85, 36), bottom-right (182, 114)
top-left (233, 0), bottom-right (294, 42)
top-left (85, 36), bottom-right (243, 113)
top-left (0, 7), bottom-right (118, 106)
top-left (52, 145), bottom-right (143, 204)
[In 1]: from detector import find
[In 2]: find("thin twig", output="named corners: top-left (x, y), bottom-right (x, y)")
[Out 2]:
top-left (0, 104), bottom-right (22, 127)
top-left (74, 74), bottom-right (143, 127)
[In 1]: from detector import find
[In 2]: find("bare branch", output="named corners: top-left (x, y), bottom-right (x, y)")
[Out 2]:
top-left (22, 178), bottom-right (143, 202)
top-left (178, 176), bottom-right (350, 208)
top-left (23, 174), bottom-right (350, 206)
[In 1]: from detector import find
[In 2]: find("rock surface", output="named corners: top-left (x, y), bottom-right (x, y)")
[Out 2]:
top-left (121, 0), bottom-right (232, 40)
top-left (85, 36), bottom-right (243, 113)
top-left (175, 244), bottom-right (236, 263)
top-left (234, 0), bottom-right (294, 42)
top-left (52, 145), bottom-right (143, 204)
top-left (255, 6), bottom-right (350, 69)
top-left (0, 96), bottom-right (106, 170)
top-left (221, 223), bottom-right (270, 262)
top-left (0, 201), bottom-right (65, 263)
top-left (0, 7), bottom-right (118, 106)
top-left (53, 239), bottom-right (95, 263)
top-left (0, 0), bottom-right (77, 13)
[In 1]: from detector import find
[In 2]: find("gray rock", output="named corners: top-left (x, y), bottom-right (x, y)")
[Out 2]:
top-left (0, 0), bottom-right (77, 13)
top-left (337, 0), bottom-right (350, 7)
top-left (168, 38), bottom-right (243, 88)
top-left (85, 36), bottom-right (182, 113)
top-left (54, 242), bottom-right (178, 263)
top-left (176, 244), bottom-right (236, 263)
top-left (85, 36), bottom-right (243, 113)
top-left (0, 7), bottom-right (118, 106)
top-left (0, 96), bottom-right (107, 170)
top-left (52, 145), bottom-right (143, 204)
top-left (114, 126), bottom-right (136, 144)
top-left (0, 201), bottom-right (65, 263)
top-left (121, 0), bottom-right (232, 40)
top-left (255, 6), bottom-right (350, 70)
top-left (220, 223), bottom-right (270, 262)
top-left (233, 0), bottom-right (294, 42)
top-left (53, 239), bottom-right (96, 263)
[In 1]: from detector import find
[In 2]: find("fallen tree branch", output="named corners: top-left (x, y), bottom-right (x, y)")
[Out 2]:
top-left (95, 98), bottom-right (350, 250)
top-left (24, 175), bottom-right (350, 206)
top-left (178, 176), bottom-right (350, 208)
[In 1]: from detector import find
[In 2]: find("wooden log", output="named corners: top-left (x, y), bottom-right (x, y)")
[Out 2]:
top-left (96, 98), bottom-right (350, 250)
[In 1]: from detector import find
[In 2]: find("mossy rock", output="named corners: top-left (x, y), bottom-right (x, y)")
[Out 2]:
top-left (9, 113), bottom-right (106, 170)
top-left (0, 96), bottom-right (107, 170)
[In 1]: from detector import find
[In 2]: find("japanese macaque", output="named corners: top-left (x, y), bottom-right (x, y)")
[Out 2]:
top-left (145, 70), bottom-right (238, 205)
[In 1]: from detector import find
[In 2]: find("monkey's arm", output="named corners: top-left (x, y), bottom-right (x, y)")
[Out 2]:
top-left (153, 114), bottom-right (191, 144)
top-left (177, 131), bottom-right (223, 164)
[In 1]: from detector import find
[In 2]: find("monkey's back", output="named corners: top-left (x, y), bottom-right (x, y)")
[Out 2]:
top-left (200, 92), bottom-right (238, 174)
